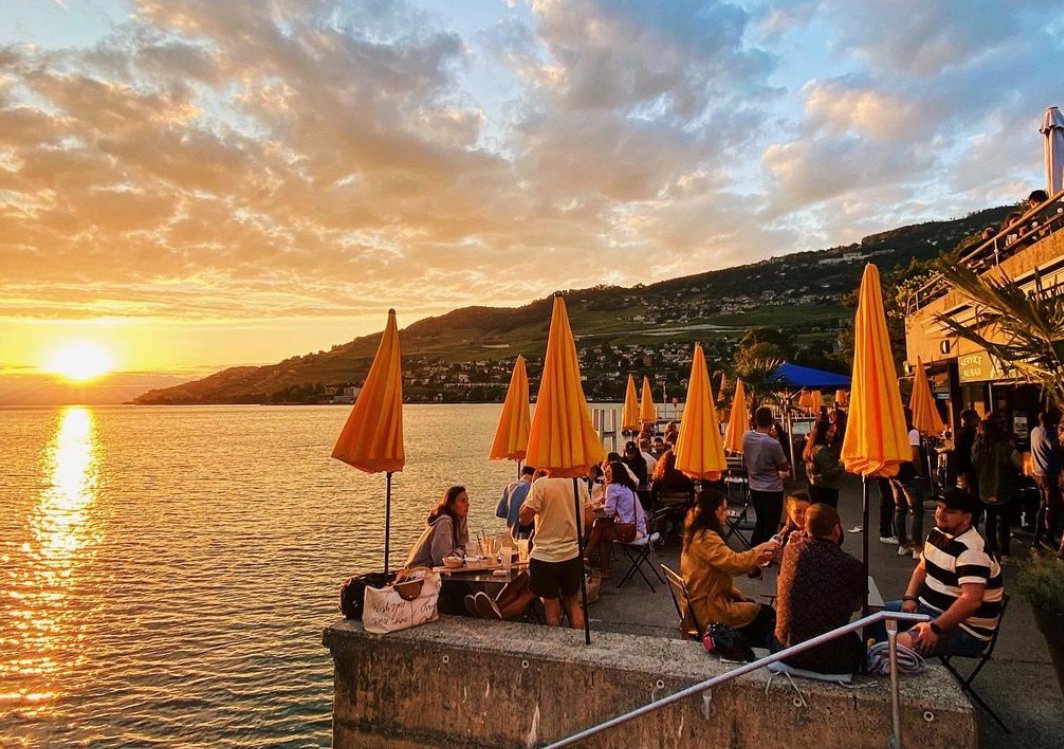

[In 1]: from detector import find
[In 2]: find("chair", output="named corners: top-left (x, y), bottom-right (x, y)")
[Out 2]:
top-left (662, 564), bottom-right (701, 640)
top-left (723, 477), bottom-right (754, 550)
top-left (937, 593), bottom-right (1011, 733)
top-left (616, 509), bottom-right (667, 591)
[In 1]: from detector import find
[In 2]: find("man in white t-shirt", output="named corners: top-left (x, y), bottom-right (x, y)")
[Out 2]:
top-left (638, 437), bottom-right (658, 476)
top-left (519, 470), bottom-right (592, 628)
top-left (890, 408), bottom-right (926, 560)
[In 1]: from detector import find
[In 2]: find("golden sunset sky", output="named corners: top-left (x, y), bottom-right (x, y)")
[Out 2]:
top-left (1, 0), bottom-right (1057, 379)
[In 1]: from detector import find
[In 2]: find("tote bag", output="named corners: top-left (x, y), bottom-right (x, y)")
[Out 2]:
top-left (362, 571), bottom-right (442, 634)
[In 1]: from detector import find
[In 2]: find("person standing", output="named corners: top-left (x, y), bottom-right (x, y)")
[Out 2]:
top-left (1031, 410), bottom-right (1063, 552)
top-left (743, 407), bottom-right (791, 546)
top-left (972, 417), bottom-right (1022, 563)
top-left (954, 409), bottom-right (980, 496)
top-left (495, 466), bottom-right (536, 540)
top-left (519, 470), bottom-right (592, 628)
top-left (891, 408), bottom-right (925, 560)
top-left (803, 419), bottom-right (845, 508)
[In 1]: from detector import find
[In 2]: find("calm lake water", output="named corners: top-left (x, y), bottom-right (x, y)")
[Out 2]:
top-left (0, 404), bottom-right (536, 748)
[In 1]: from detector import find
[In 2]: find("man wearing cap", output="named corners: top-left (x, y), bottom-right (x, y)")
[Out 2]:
top-left (873, 489), bottom-right (1004, 657)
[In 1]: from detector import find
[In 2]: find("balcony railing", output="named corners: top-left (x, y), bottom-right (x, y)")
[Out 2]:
top-left (906, 188), bottom-right (1064, 317)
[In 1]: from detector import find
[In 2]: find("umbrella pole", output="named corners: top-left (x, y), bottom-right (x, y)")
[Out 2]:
top-left (861, 475), bottom-right (870, 669)
top-left (573, 477), bottom-right (591, 645)
top-left (517, 459), bottom-right (522, 481)
top-left (384, 472), bottom-right (393, 575)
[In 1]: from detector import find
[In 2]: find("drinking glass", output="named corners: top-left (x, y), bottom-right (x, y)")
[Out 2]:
top-left (517, 539), bottom-right (530, 564)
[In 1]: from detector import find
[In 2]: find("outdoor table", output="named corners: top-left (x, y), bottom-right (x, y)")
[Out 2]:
top-left (435, 565), bottom-right (526, 616)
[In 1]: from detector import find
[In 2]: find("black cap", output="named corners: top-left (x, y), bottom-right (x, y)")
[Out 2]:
top-left (940, 488), bottom-right (982, 516)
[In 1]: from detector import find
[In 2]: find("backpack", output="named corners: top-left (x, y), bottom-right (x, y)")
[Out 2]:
top-left (339, 571), bottom-right (395, 619)
top-left (702, 623), bottom-right (756, 662)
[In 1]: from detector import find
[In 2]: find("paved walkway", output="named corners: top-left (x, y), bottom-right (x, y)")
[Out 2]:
top-left (587, 476), bottom-right (1064, 749)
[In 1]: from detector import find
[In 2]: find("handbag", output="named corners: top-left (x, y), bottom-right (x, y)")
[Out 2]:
top-left (339, 571), bottom-right (395, 619)
top-left (612, 488), bottom-right (638, 544)
top-left (702, 622), bottom-right (756, 663)
top-left (363, 568), bottom-right (442, 634)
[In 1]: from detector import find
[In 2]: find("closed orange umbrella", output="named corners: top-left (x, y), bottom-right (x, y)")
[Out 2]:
top-left (799, 390), bottom-right (814, 411)
top-left (639, 376), bottom-right (657, 424)
top-left (811, 390), bottom-right (823, 414)
top-left (723, 379), bottom-right (749, 453)
top-left (674, 344), bottom-right (727, 481)
top-left (717, 372), bottom-right (727, 402)
top-left (622, 374), bottom-right (640, 433)
top-left (490, 355), bottom-right (531, 468)
top-left (332, 308), bottom-right (405, 572)
top-left (909, 357), bottom-right (945, 436)
top-left (839, 264), bottom-right (910, 615)
top-left (526, 293), bottom-right (605, 644)
top-left (835, 389), bottom-right (848, 406)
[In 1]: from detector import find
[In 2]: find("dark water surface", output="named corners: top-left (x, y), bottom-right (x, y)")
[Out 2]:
top-left (0, 405), bottom-right (519, 747)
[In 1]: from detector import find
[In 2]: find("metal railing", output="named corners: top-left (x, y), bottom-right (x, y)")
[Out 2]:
top-left (906, 188), bottom-right (1064, 316)
top-left (540, 610), bottom-right (930, 749)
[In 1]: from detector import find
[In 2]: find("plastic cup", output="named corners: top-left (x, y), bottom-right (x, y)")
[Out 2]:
top-left (517, 539), bottom-right (530, 564)
top-left (501, 546), bottom-right (512, 574)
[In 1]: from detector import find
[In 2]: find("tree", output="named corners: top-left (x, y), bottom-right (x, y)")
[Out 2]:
top-left (933, 260), bottom-right (1064, 406)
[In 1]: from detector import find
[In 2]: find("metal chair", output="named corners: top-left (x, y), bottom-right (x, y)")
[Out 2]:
top-left (937, 593), bottom-right (1011, 733)
top-left (662, 564), bottom-right (701, 640)
top-left (723, 478), bottom-right (754, 550)
top-left (616, 509), bottom-right (667, 591)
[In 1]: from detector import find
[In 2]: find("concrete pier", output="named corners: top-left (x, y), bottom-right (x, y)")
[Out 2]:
top-left (322, 616), bottom-right (977, 749)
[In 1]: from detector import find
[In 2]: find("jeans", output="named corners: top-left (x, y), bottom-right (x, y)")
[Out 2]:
top-left (750, 489), bottom-right (784, 546)
top-left (891, 477), bottom-right (925, 546)
top-left (870, 600), bottom-right (989, 658)
top-left (878, 478), bottom-right (896, 537)
top-left (983, 503), bottom-right (1012, 557)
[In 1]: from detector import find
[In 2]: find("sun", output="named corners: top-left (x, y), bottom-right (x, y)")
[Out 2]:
top-left (45, 344), bottom-right (115, 383)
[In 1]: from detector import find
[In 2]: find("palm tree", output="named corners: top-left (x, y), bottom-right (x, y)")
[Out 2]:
top-left (933, 259), bottom-right (1064, 406)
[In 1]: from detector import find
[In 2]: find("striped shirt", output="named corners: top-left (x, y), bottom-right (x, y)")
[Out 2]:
top-left (919, 527), bottom-right (1003, 641)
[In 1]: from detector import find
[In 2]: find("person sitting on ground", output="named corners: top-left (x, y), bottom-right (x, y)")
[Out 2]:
top-left (496, 465), bottom-right (536, 541)
top-left (622, 440), bottom-right (650, 489)
top-left (743, 407), bottom-right (791, 547)
top-left (804, 418), bottom-right (845, 508)
top-left (778, 492), bottom-right (812, 548)
top-left (465, 570), bottom-right (537, 621)
top-left (585, 461), bottom-right (646, 579)
top-left (872, 489), bottom-right (1004, 657)
top-left (519, 469), bottom-right (593, 629)
top-left (772, 504), bottom-right (864, 674)
top-left (681, 489), bottom-right (779, 649)
top-left (405, 486), bottom-right (470, 568)
top-left (638, 437), bottom-right (658, 476)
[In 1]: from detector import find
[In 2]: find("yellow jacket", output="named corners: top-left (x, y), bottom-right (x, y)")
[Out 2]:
top-left (680, 529), bottom-right (761, 630)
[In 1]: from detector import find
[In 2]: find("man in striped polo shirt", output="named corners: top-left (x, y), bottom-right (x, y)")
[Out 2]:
top-left (876, 488), bottom-right (1004, 657)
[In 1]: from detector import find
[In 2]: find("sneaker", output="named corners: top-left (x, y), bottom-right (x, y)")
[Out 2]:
top-left (850, 526), bottom-right (864, 533)
top-left (474, 591), bottom-right (502, 620)
top-left (879, 535), bottom-right (900, 545)
top-left (912, 548), bottom-right (921, 561)
top-left (897, 544), bottom-right (914, 556)
top-left (463, 594), bottom-right (478, 617)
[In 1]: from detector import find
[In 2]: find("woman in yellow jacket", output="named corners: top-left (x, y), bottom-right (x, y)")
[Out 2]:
top-left (681, 490), bottom-right (780, 648)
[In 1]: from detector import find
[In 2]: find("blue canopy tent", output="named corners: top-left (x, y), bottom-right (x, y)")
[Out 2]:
top-left (767, 362), bottom-right (851, 389)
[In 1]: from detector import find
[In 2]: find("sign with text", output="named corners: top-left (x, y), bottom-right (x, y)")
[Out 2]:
top-left (957, 351), bottom-right (999, 383)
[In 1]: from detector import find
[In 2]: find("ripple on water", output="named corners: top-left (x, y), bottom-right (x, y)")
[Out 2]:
top-left (0, 404), bottom-right (520, 747)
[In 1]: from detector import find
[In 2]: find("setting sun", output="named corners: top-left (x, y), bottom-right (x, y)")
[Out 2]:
top-left (45, 344), bottom-right (115, 383)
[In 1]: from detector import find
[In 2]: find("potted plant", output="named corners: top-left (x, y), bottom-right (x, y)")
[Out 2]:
top-left (1016, 554), bottom-right (1064, 696)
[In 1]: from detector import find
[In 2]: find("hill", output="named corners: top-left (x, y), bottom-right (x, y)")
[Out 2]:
top-left (134, 205), bottom-right (1013, 405)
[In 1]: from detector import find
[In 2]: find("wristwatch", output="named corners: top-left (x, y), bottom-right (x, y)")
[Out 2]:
top-left (929, 621), bottom-right (944, 636)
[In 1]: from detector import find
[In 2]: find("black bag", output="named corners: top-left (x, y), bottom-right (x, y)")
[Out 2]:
top-left (339, 571), bottom-right (395, 619)
top-left (702, 622), bottom-right (756, 663)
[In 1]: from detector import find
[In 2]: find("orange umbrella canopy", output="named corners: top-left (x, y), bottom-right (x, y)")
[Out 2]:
top-left (835, 389), bottom-right (849, 406)
top-left (840, 265), bottom-right (910, 477)
top-left (525, 294), bottom-right (607, 478)
top-left (490, 355), bottom-right (531, 461)
top-left (639, 376), bottom-right (657, 423)
top-left (332, 309), bottom-right (405, 473)
top-left (622, 374), bottom-right (640, 432)
top-left (910, 357), bottom-right (946, 436)
top-left (674, 345), bottom-right (727, 480)
top-left (811, 390), bottom-right (823, 413)
top-left (799, 390), bottom-right (814, 410)
top-left (723, 379), bottom-right (750, 453)
top-left (716, 372), bottom-right (727, 402)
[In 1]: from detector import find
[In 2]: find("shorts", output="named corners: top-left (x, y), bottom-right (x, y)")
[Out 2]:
top-left (529, 556), bottom-right (584, 600)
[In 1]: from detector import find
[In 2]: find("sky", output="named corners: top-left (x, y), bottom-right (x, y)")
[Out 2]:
top-left (1, 0), bottom-right (1062, 376)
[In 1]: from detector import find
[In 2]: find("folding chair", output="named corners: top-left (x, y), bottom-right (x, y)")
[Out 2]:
top-left (662, 564), bottom-right (702, 640)
top-left (723, 477), bottom-right (754, 550)
top-left (616, 509), bottom-right (666, 591)
top-left (937, 593), bottom-right (1011, 733)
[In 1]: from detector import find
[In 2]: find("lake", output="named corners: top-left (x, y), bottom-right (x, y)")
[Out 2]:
top-left (0, 404), bottom-right (539, 748)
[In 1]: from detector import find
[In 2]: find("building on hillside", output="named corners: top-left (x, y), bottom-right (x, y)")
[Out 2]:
top-left (903, 193), bottom-right (1064, 450)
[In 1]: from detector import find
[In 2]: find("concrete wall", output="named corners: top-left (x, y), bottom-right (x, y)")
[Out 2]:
top-left (322, 617), bottom-right (977, 749)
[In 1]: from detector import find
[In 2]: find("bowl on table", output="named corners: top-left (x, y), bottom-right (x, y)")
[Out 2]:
top-left (442, 556), bottom-right (465, 569)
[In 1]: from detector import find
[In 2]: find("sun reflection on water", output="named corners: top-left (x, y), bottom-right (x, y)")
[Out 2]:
top-left (1, 407), bottom-right (101, 717)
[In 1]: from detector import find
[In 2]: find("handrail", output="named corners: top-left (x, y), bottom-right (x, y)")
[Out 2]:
top-left (906, 187), bottom-right (1064, 316)
top-left (540, 610), bottom-right (930, 749)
